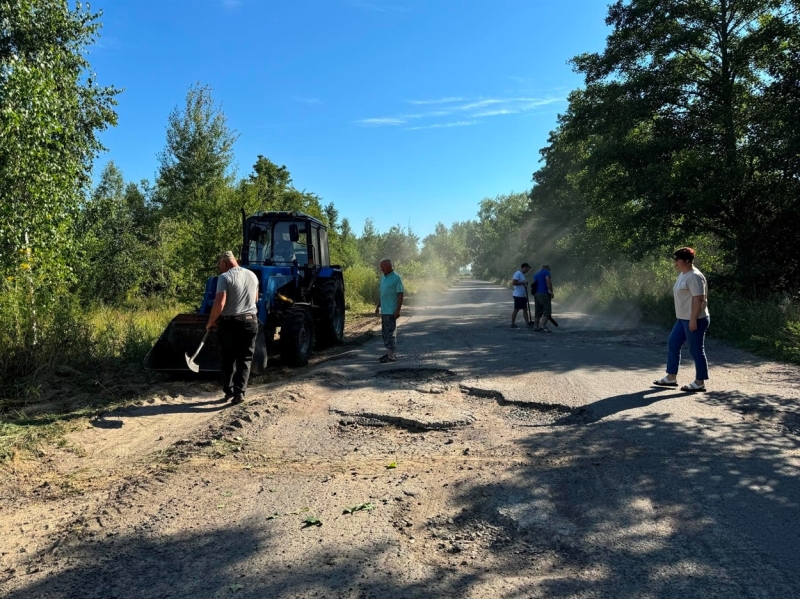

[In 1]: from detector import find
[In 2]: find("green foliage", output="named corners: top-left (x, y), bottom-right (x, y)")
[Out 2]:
top-left (421, 222), bottom-right (472, 277)
top-left (154, 83), bottom-right (241, 300)
top-left (237, 155), bottom-right (325, 219)
top-left (0, 0), bottom-right (120, 382)
top-left (0, 0), bottom-right (119, 287)
top-left (467, 193), bottom-right (531, 281)
top-left (76, 162), bottom-right (159, 303)
top-left (330, 217), bottom-right (360, 268)
top-left (536, 0), bottom-right (800, 292)
top-left (343, 263), bottom-right (378, 312)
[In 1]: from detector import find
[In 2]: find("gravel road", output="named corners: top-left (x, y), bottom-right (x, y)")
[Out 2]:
top-left (2, 279), bottom-right (799, 598)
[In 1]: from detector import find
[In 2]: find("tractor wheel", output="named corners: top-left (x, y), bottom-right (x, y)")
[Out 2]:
top-left (316, 279), bottom-right (345, 348)
top-left (280, 308), bottom-right (314, 367)
top-left (251, 326), bottom-right (269, 375)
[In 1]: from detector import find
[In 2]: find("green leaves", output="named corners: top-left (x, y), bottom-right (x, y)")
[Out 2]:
top-left (301, 516), bottom-right (322, 528)
top-left (343, 502), bottom-right (375, 514)
top-left (0, 0), bottom-right (120, 282)
top-left (527, 0), bottom-right (800, 292)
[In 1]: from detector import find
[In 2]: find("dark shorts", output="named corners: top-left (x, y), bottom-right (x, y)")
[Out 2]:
top-left (513, 296), bottom-right (527, 310)
top-left (534, 293), bottom-right (552, 319)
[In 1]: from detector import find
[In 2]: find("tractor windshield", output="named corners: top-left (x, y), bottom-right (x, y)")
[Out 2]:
top-left (247, 225), bottom-right (272, 264)
top-left (255, 221), bottom-right (309, 265)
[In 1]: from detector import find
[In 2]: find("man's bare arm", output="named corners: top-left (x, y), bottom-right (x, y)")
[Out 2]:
top-left (206, 292), bottom-right (227, 330)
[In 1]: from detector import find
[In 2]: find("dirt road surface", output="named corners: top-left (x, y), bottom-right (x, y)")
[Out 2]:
top-left (2, 280), bottom-right (799, 598)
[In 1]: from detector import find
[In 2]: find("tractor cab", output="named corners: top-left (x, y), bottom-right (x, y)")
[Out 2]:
top-left (243, 212), bottom-right (330, 269)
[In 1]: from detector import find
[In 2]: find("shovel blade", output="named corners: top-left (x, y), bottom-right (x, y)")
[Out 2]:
top-left (143, 314), bottom-right (221, 372)
top-left (185, 353), bottom-right (200, 373)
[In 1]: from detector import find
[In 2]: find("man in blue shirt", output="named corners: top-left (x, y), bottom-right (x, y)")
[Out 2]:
top-left (532, 264), bottom-right (554, 333)
top-left (375, 259), bottom-right (404, 363)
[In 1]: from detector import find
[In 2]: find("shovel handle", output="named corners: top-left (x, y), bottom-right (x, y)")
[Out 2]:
top-left (190, 330), bottom-right (210, 361)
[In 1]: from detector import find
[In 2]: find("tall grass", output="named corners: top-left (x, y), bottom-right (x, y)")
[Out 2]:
top-left (0, 291), bottom-right (185, 406)
top-left (0, 293), bottom-right (187, 461)
top-left (344, 264), bottom-right (379, 315)
top-left (561, 266), bottom-right (800, 365)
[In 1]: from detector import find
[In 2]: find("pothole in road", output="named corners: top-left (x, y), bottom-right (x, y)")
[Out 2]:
top-left (376, 368), bottom-right (461, 394)
top-left (376, 368), bottom-right (458, 384)
top-left (503, 404), bottom-right (591, 426)
top-left (459, 384), bottom-right (591, 426)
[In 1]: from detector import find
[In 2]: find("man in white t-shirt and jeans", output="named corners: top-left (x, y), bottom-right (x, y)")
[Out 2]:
top-left (510, 263), bottom-right (531, 329)
top-left (206, 251), bottom-right (260, 404)
top-left (653, 247), bottom-right (711, 393)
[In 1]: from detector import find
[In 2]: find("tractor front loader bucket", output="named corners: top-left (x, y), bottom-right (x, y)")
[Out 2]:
top-left (144, 313), bottom-right (222, 372)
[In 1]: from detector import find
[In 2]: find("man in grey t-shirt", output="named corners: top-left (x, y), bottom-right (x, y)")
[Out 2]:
top-left (206, 251), bottom-right (260, 404)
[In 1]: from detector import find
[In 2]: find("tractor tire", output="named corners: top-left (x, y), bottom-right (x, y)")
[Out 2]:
top-left (251, 326), bottom-right (269, 375)
top-left (316, 279), bottom-right (345, 348)
top-left (280, 308), bottom-right (314, 367)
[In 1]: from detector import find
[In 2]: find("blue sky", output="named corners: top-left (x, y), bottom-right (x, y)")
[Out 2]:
top-left (91, 0), bottom-right (610, 238)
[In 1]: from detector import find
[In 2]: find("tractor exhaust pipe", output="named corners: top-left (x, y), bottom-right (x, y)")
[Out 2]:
top-left (240, 208), bottom-right (248, 264)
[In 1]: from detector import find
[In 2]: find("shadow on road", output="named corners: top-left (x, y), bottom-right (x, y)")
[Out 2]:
top-left (10, 413), bottom-right (800, 598)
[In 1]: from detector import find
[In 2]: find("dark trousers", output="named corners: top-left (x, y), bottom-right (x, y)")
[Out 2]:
top-left (217, 315), bottom-right (259, 398)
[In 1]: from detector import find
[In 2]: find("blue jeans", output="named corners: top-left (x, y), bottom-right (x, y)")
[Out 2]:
top-left (667, 317), bottom-right (710, 380)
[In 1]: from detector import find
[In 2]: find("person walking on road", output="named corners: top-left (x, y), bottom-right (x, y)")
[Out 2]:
top-left (375, 259), bottom-right (404, 363)
top-left (206, 251), bottom-right (260, 405)
top-left (510, 263), bottom-right (532, 329)
top-left (533, 264), bottom-right (554, 332)
top-left (654, 247), bottom-right (711, 392)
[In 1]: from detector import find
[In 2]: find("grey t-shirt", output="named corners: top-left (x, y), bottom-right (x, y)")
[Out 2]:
top-left (216, 267), bottom-right (259, 316)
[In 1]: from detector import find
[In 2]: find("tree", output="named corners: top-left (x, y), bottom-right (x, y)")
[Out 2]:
top-left (358, 218), bottom-right (381, 267)
top-left (560, 0), bottom-right (800, 290)
top-left (155, 84), bottom-right (239, 298)
top-left (379, 225), bottom-right (419, 268)
top-left (421, 222), bottom-right (472, 276)
top-left (467, 193), bottom-right (530, 280)
top-left (0, 0), bottom-right (119, 284)
top-left (78, 162), bottom-right (151, 303)
top-left (237, 155), bottom-right (325, 218)
top-left (331, 217), bottom-right (360, 268)
top-left (156, 83), bottom-right (237, 218)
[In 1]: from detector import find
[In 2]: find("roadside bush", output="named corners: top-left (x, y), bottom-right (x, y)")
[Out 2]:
top-left (344, 264), bottom-right (378, 313)
top-left (557, 263), bottom-right (800, 365)
top-left (0, 283), bottom-right (94, 401)
top-left (88, 302), bottom-right (183, 364)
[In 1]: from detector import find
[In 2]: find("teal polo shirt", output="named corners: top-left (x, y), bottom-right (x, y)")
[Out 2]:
top-left (379, 271), bottom-right (405, 315)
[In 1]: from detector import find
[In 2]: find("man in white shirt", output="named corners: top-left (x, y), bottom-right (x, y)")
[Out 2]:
top-left (510, 263), bottom-right (531, 329)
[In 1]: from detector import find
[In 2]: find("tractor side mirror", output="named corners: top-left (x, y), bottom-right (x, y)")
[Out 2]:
top-left (289, 224), bottom-right (300, 243)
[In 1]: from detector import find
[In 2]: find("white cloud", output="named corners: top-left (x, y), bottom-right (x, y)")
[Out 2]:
top-left (407, 120), bottom-right (479, 130)
top-left (472, 108), bottom-right (517, 117)
top-left (458, 99), bottom-right (506, 110)
top-left (407, 97), bottom-right (464, 105)
top-left (358, 117), bottom-right (406, 126)
top-left (356, 94), bottom-right (565, 131)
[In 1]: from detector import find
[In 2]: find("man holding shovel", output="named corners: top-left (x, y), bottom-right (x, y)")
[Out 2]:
top-left (206, 251), bottom-right (259, 405)
top-left (510, 263), bottom-right (532, 328)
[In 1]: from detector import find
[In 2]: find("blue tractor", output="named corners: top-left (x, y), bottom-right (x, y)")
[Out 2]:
top-left (144, 211), bottom-right (345, 373)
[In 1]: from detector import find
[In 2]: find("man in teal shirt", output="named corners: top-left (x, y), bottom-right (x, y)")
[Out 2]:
top-left (375, 259), bottom-right (404, 363)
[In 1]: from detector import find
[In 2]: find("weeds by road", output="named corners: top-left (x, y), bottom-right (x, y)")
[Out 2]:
top-left (0, 311), bottom-right (378, 463)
